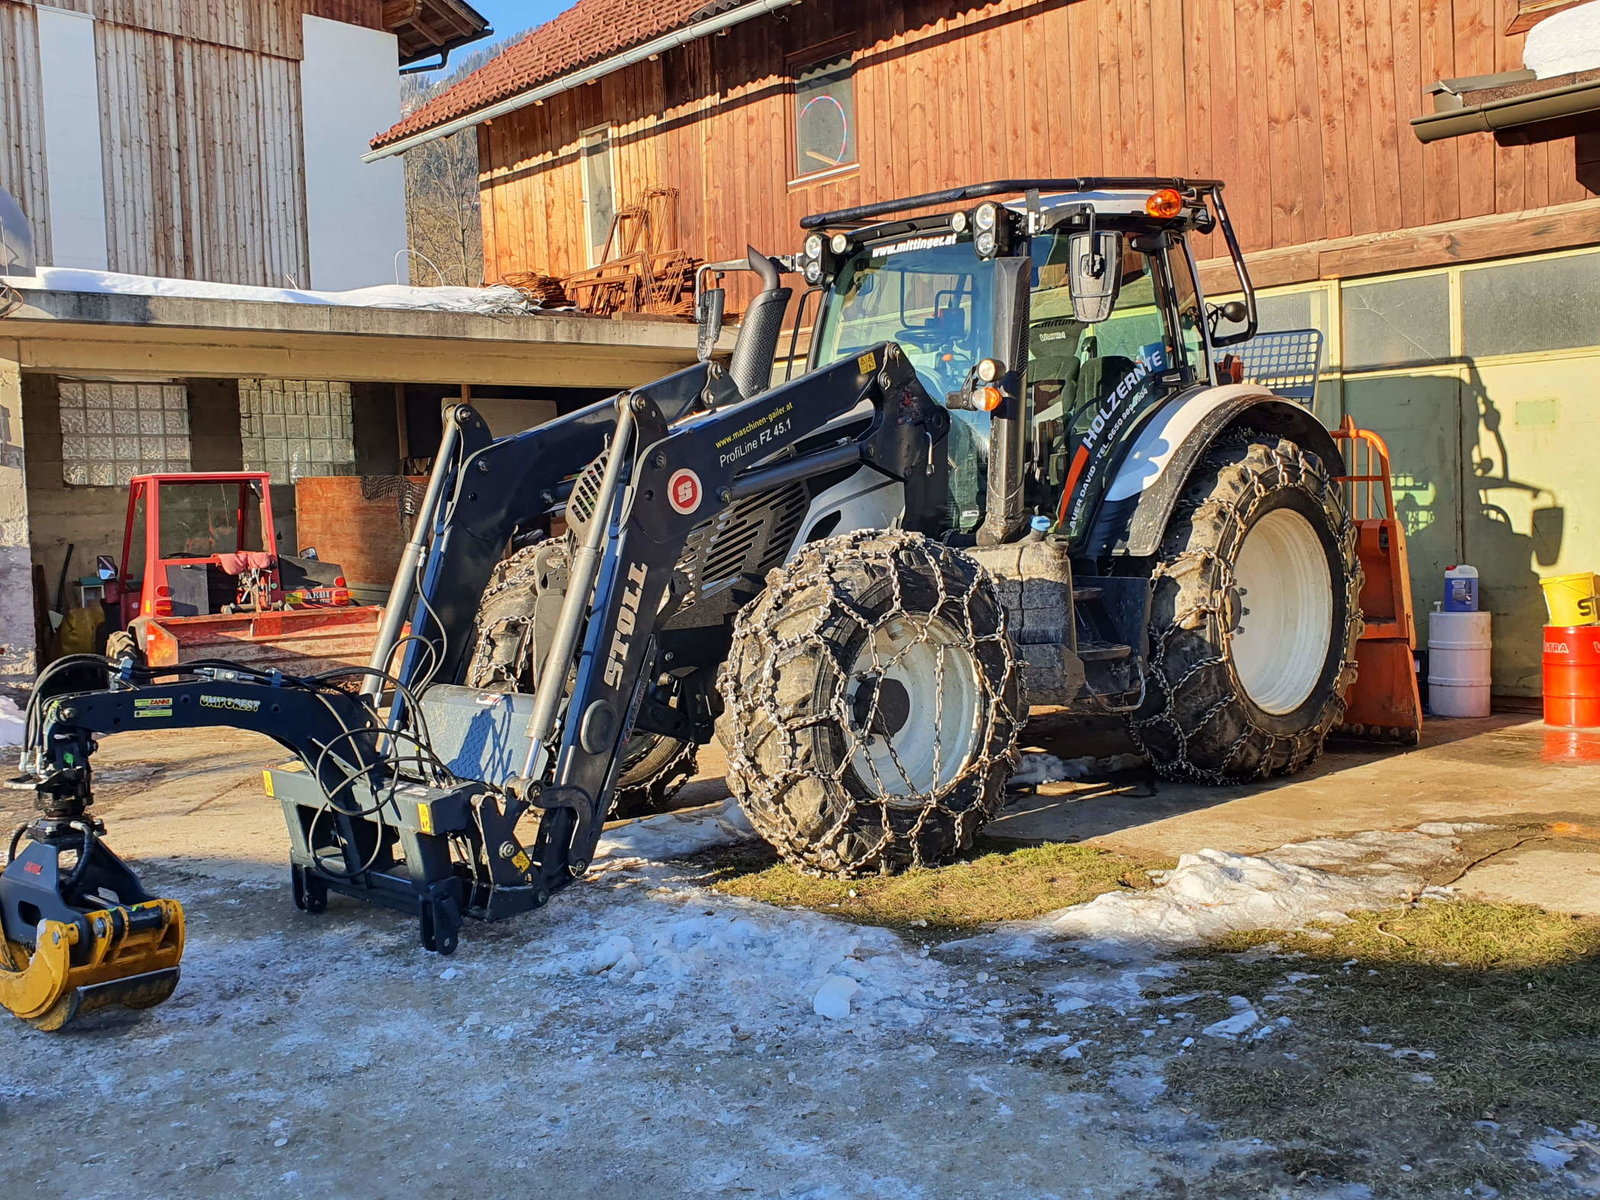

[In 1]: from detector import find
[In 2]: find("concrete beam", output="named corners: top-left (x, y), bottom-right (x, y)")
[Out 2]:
top-left (0, 351), bottom-right (35, 685)
top-left (0, 290), bottom-right (706, 388)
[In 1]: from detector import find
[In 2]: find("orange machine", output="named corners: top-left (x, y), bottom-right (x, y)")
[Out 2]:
top-left (1331, 419), bottom-right (1424, 744)
top-left (105, 472), bottom-right (383, 671)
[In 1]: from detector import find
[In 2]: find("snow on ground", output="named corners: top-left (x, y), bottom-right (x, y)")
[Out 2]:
top-left (5, 266), bottom-right (560, 315)
top-left (968, 827), bottom-right (1473, 962)
top-left (595, 796), bottom-right (753, 863)
top-left (1010, 750), bottom-right (1148, 788)
top-left (0, 694), bottom-right (23, 752)
top-left (0, 778), bottom-right (1567, 1196)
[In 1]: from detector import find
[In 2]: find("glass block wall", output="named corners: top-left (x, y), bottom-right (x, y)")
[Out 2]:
top-left (57, 380), bottom-right (191, 486)
top-left (238, 379), bottom-right (356, 483)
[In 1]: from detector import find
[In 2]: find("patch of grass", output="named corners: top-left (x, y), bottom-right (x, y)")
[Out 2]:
top-left (695, 837), bottom-right (1168, 930)
top-left (1162, 900), bottom-right (1600, 1197)
top-left (1210, 898), bottom-right (1600, 971)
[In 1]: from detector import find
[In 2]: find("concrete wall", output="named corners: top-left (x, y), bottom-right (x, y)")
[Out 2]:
top-left (299, 16), bottom-right (407, 289)
top-left (0, 354), bottom-right (32, 686)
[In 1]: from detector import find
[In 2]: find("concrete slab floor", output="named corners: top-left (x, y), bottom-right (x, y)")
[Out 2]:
top-left (991, 713), bottom-right (1600, 915)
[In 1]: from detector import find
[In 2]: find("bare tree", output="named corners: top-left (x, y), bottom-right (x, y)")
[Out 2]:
top-left (398, 42), bottom-right (508, 287)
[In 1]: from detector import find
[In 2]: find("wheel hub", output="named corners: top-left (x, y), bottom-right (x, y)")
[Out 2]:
top-left (853, 674), bottom-right (912, 739)
top-left (1230, 506), bottom-right (1334, 715)
top-left (847, 616), bottom-right (982, 801)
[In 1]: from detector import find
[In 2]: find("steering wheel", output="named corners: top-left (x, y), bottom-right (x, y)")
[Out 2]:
top-left (896, 327), bottom-right (954, 350)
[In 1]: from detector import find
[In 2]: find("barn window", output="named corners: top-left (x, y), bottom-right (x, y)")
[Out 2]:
top-left (794, 58), bottom-right (857, 179)
top-left (580, 125), bottom-right (616, 266)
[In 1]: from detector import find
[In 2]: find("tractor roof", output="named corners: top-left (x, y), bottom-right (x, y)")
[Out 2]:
top-left (800, 177), bottom-right (1225, 234)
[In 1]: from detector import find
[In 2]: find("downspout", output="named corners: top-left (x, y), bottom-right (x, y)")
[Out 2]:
top-left (366, 0), bottom-right (799, 161)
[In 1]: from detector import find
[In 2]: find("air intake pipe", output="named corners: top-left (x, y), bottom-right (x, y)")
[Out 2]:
top-left (727, 247), bottom-right (791, 401)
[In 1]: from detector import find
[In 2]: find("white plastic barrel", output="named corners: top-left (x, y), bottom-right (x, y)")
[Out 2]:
top-left (1428, 609), bottom-right (1492, 717)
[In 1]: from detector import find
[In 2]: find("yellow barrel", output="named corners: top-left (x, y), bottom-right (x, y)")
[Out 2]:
top-left (1543, 572), bottom-right (1600, 626)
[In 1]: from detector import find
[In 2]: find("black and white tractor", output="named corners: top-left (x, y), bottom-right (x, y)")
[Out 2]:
top-left (6, 178), bottom-right (1361, 1025)
top-left (464, 177), bottom-right (1361, 874)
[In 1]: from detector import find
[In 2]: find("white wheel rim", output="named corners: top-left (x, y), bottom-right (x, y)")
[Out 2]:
top-left (848, 615), bottom-right (981, 802)
top-left (1230, 507), bottom-right (1333, 716)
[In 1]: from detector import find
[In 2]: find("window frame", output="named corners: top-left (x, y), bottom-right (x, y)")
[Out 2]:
top-left (578, 123), bottom-right (617, 268)
top-left (790, 54), bottom-right (859, 184)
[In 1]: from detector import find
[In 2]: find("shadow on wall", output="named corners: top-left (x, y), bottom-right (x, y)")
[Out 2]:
top-left (1356, 359), bottom-right (1564, 696)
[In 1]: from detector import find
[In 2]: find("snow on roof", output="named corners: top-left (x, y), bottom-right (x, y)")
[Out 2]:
top-left (6, 266), bottom-right (555, 316)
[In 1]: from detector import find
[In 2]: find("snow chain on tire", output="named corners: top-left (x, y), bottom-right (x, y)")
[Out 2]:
top-left (1127, 431), bottom-right (1363, 783)
top-left (464, 541), bottom-right (698, 817)
top-left (718, 530), bottom-right (1023, 878)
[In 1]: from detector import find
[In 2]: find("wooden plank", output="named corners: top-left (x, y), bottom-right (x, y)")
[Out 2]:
top-left (1262, 0), bottom-right (1300, 246)
top-left (1232, 0), bottom-right (1273, 248)
top-left (1416, 0), bottom-right (1459, 226)
top-left (1308, 0), bottom-right (1351, 240)
top-left (0, 3), bottom-right (52, 263)
top-left (1452, 0), bottom-right (1497, 218)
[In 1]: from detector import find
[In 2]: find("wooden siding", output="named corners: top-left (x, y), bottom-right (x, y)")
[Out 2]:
top-left (4, 0), bottom-right (382, 57)
top-left (477, 0), bottom-right (1600, 286)
top-left (0, 3), bottom-right (50, 263)
top-left (96, 23), bottom-right (310, 284)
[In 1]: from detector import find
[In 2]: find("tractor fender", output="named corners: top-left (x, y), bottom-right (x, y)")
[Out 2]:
top-left (1085, 384), bottom-right (1346, 558)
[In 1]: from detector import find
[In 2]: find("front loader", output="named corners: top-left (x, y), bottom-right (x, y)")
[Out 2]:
top-left (4, 178), bottom-right (1375, 1028)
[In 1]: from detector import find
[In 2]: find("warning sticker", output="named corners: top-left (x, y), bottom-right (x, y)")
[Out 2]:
top-left (133, 697), bottom-right (173, 720)
top-left (667, 468), bottom-right (703, 515)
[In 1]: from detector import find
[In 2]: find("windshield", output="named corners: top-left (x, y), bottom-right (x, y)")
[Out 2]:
top-left (157, 482), bottom-right (266, 559)
top-left (815, 238), bottom-right (997, 401)
top-left (812, 227), bottom-right (1201, 534)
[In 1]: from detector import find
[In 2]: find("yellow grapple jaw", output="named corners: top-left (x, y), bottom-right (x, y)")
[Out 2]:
top-left (0, 899), bottom-right (184, 1031)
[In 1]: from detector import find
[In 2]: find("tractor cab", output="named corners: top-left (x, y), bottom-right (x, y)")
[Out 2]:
top-left (791, 179), bottom-right (1262, 550)
top-left (100, 471), bottom-right (375, 671)
top-left (115, 472), bottom-right (283, 623)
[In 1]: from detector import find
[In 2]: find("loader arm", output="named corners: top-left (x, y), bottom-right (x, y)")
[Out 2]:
top-left (503, 342), bottom-right (949, 892)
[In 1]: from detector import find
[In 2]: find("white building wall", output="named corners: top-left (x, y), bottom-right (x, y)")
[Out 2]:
top-left (299, 16), bottom-right (408, 291)
top-left (34, 5), bottom-right (108, 270)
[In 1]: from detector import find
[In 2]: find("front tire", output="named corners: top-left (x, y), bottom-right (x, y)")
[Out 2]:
top-left (1128, 431), bottom-right (1362, 782)
top-left (464, 542), bottom-right (698, 817)
top-left (719, 530), bottom-right (1023, 877)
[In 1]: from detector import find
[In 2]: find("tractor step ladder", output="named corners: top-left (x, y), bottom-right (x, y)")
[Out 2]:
top-left (1330, 417), bottom-right (1424, 745)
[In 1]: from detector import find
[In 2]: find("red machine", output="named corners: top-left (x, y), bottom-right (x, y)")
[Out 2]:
top-left (106, 472), bottom-right (383, 671)
top-left (1330, 421), bottom-right (1425, 745)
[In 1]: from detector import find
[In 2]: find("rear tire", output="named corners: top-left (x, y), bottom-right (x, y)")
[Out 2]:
top-left (719, 530), bottom-right (1023, 877)
top-left (464, 542), bottom-right (698, 817)
top-left (1127, 431), bottom-right (1362, 782)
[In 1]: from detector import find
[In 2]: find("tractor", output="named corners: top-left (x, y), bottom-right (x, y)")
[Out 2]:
top-left (3, 178), bottom-right (1366, 1028)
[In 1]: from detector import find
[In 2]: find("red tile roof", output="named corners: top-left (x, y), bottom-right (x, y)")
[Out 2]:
top-left (372, 0), bottom-right (724, 149)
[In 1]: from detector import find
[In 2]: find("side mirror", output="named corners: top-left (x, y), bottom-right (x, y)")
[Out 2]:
top-left (1067, 231), bottom-right (1123, 324)
top-left (696, 287), bottom-right (726, 362)
top-left (299, 546), bottom-right (319, 560)
top-left (96, 554), bottom-right (117, 581)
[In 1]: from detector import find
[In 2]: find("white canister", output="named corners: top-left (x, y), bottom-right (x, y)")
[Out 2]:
top-left (1427, 608), bottom-right (1492, 718)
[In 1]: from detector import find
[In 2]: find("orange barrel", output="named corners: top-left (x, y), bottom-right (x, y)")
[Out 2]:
top-left (1544, 625), bottom-right (1600, 728)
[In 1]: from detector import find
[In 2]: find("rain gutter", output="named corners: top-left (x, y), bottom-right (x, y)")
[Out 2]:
top-left (1412, 74), bottom-right (1600, 142)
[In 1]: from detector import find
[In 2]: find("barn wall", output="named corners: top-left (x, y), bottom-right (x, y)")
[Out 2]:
top-left (0, 4), bottom-right (51, 265)
top-left (476, 0), bottom-right (1600, 284)
top-left (0, 0), bottom-right (390, 286)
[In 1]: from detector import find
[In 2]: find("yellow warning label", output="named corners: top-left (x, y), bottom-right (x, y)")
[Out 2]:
top-left (512, 850), bottom-right (532, 874)
top-left (417, 804), bottom-right (434, 835)
top-left (262, 770), bottom-right (274, 797)
top-left (857, 350), bottom-right (878, 376)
